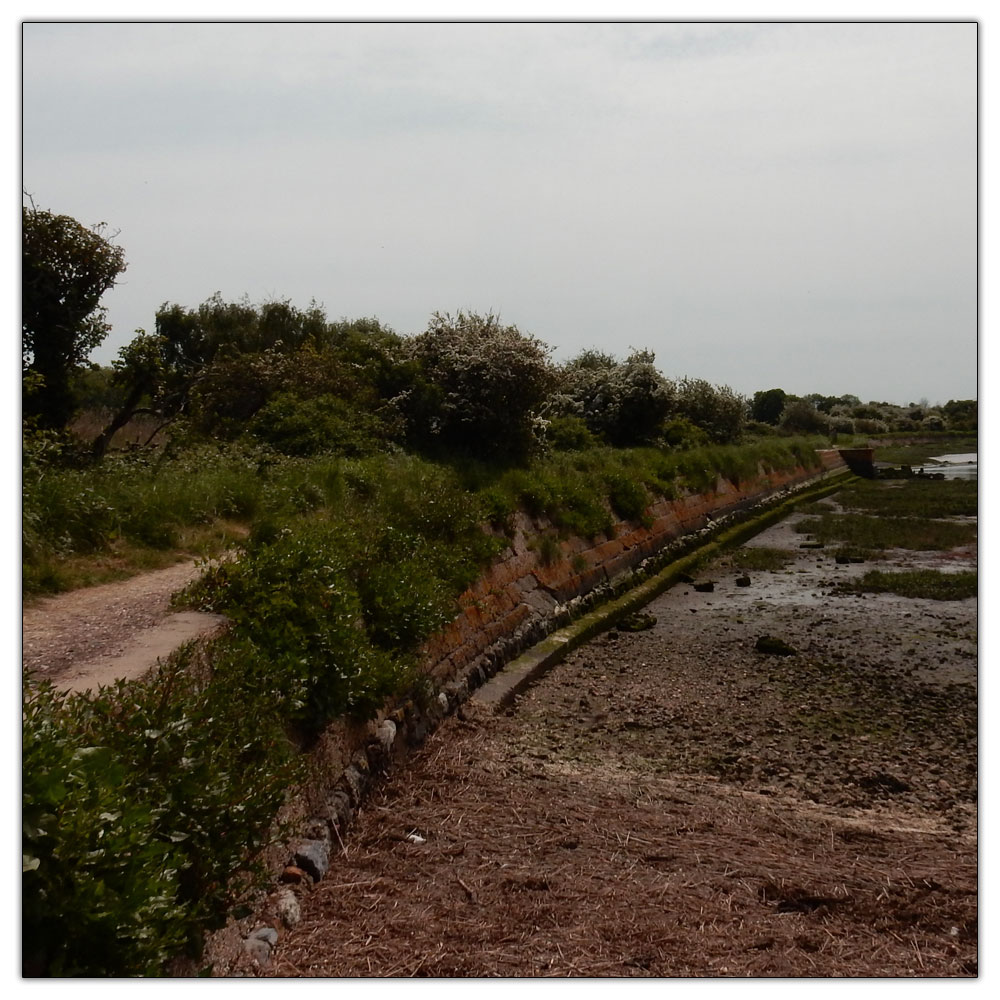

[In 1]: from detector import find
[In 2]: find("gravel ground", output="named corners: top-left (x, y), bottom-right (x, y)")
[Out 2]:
top-left (21, 559), bottom-right (216, 689)
top-left (265, 505), bottom-right (977, 979)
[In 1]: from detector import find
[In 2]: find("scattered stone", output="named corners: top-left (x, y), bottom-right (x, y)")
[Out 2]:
top-left (755, 636), bottom-right (797, 657)
top-left (693, 581), bottom-right (715, 592)
top-left (618, 612), bottom-right (657, 632)
top-left (735, 575), bottom-right (752, 587)
top-left (859, 772), bottom-right (911, 794)
top-left (376, 718), bottom-right (397, 756)
top-left (274, 888), bottom-right (301, 929)
top-left (244, 927), bottom-right (279, 968)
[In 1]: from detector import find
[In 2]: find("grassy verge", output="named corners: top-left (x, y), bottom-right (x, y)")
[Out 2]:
top-left (870, 436), bottom-right (976, 466)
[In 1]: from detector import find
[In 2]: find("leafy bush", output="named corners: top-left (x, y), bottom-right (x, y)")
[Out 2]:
top-left (780, 400), bottom-right (830, 436)
top-left (552, 349), bottom-right (674, 447)
top-left (543, 414), bottom-right (599, 451)
top-left (604, 471), bottom-right (651, 525)
top-left (23, 656), bottom-right (294, 976)
top-left (248, 391), bottom-right (391, 457)
top-left (672, 377), bottom-right (747, 444)
top-left (400, 311), bottom-right (555, 462)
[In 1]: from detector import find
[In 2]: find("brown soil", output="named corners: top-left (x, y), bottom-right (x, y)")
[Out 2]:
top-left (264, 512), bottom-right (977, 979)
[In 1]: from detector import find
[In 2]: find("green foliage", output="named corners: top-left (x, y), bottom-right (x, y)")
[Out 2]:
top-left (836, 478), bottom-right (978, 519)
top-left (794, 512), bottom-right (976, 551)
top-left (672, 377), bottom-right (747, 444)
top-left (189, 526), bottom-right (403, 732)
top-left (184, 454), bottom-right (505, 732)
top-left (553, 349), bottom-right (674, 447)
top-left (248, 391), bottom-right (392, 457)
top-left (780, 399), bottom-right (831, 436)
top-left (543, 414), bottom-right (599, 451)
top-left (942, 399), bottom-right (977, 431)
top-left (661, 416), bottom-right (710, 449)
top-left (23, 445), bottom-right (265, 593)
top-left (23, 656), bottom-right (294, 976)
top-left (604, 471), bottom-right (651, 525)
top-left (400, 310), bottom-right (555, 462)
top-left (751, 388), bottom-right (787, 425)
top-left (22, 203), bottom-right (127, 428)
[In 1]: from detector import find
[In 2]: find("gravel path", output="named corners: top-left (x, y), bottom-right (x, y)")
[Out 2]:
top-left (22, 560), bottom-right (224, 692)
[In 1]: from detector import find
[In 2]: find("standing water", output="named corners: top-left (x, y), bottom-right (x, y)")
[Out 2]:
top-left (925, 453), bottom-right (978, 480)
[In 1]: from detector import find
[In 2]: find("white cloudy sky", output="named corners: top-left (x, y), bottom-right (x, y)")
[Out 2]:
top-left (21, 16), bottom-right (978, 405)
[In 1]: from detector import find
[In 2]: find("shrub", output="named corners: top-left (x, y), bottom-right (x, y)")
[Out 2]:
top-left (248, 391), bottom-right (391, 457)
top-left (23, 655), bottom-right (294, 976)
top-left (400, 311), bottom-right (555, 462)
top-left (543, 414), bottom-right (599, 451)
top-left (672, 377), bottom-right (747, 444)
top-left (553, 349), bottom-right (674, 447)
top-left (780, 400), bottom-right (830, 436)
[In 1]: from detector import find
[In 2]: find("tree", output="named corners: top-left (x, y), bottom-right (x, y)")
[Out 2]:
top-left (942, 399), bottom-right (977, 432)
top-left (751, 388), bottom-right (787, 425)
top-left (400, 311), bottom-right (555, 462)
top-left (22, 203), bottom-right (127, 428)
top-left (672, 377), bottom-right (747, 445)
top-left (95, 297), bottom-right (406, 455)
top-left (553, 349), bottom-right (675, 447)
top-left (780, 399), bottom-right (830, 435)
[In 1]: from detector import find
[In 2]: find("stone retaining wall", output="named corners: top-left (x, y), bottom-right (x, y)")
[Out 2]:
top-left (199, 450), bottom-right (849, 975)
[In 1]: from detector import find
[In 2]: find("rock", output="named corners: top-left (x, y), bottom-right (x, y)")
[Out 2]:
top-left (693, 581), bottom-right (715, 592)
top-left (245, 927), bottom-right (279, 967)
top-left (619, 611), bottom-right (657, 632)
top-left (293, 839), bottom-right (330, 882)
top-left (859, 771), bottom-right (910, 794)
top-left (341, 762), bottom-right (368, 806)
top-left (376, 718), bottom-right (397, 755)
top-left (274, 888), bottom-right (301, 929)
top-left (755, 636), bottom-right (797, 657)
top-left (735, 575), bottom-right (751, 587)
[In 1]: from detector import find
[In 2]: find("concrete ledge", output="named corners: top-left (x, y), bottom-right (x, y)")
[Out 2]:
top-left (473, 470), bottom-right (854, 711)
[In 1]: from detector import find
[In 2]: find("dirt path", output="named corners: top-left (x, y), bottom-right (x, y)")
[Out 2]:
top-left (264, 512), bottom-right (977, 978)
top-left (22, 560), bottom-right (226, 693)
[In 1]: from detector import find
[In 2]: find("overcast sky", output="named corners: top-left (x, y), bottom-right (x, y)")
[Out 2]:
top-left (21, 19), bottom-right (978, 406)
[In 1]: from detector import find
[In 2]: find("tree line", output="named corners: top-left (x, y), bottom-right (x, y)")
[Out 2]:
top-left (23, 202), bottom-right (976, 467)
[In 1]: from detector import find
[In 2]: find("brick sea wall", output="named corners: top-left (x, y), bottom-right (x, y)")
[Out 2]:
top-left (419, 453), bottom-right (847, 690)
